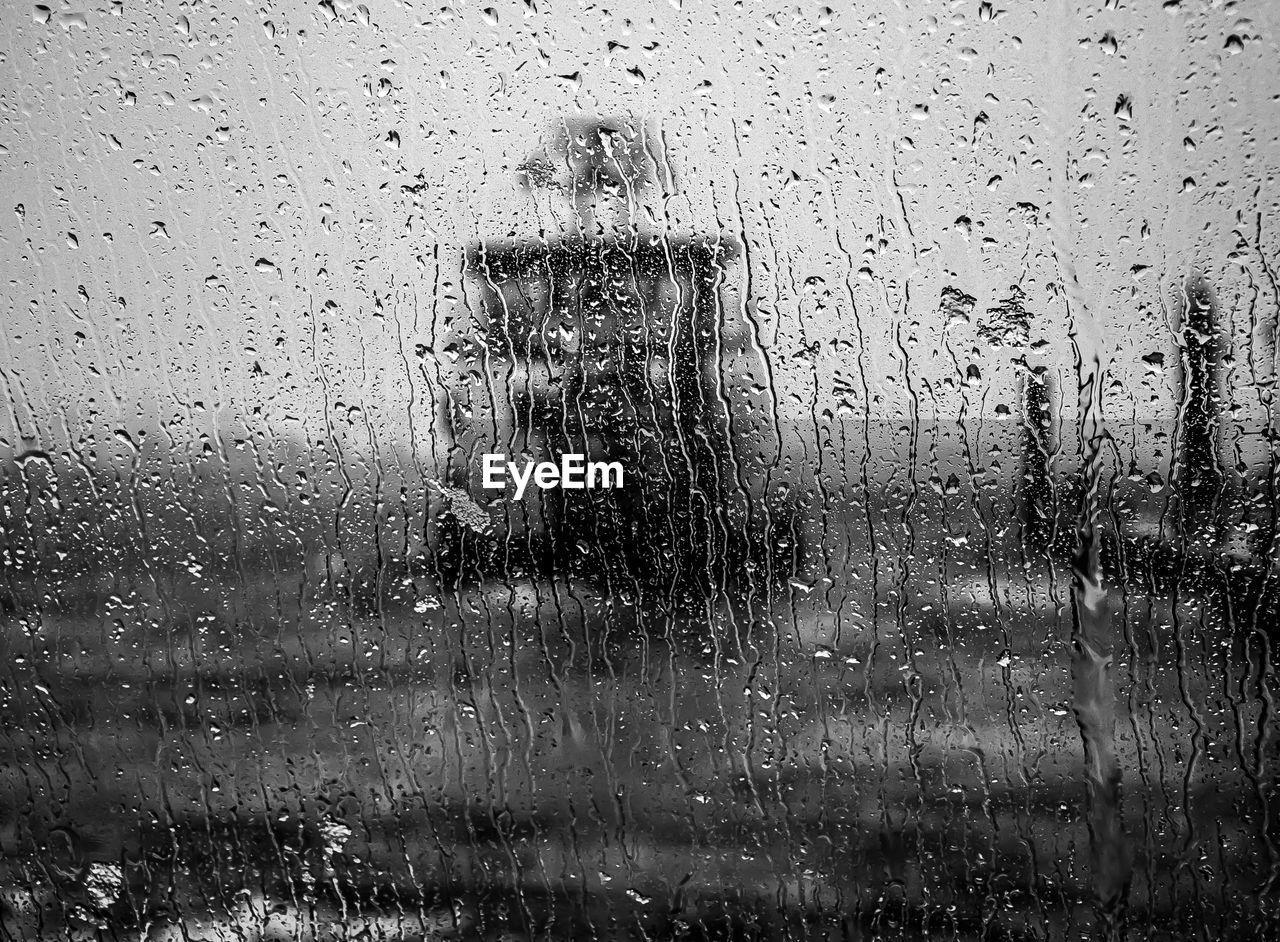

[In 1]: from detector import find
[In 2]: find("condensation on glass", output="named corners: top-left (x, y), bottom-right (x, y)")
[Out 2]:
top-left (0, 1), bottom-right (1277, 940)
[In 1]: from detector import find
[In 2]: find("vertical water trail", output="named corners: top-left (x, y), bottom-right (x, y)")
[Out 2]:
top-left (1057, 215), bottom-right (1131, 935)
top-left (1046, 3), bottom-right (1130, 930)
top-left (1067, 361), bottom-right (1130, 930)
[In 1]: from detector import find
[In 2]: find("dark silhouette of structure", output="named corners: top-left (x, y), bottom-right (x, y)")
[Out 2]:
top-left (450, 121), bottom-right (797, 614)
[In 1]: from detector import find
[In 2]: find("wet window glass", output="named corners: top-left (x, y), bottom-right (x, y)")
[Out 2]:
top-left (1, 2), bottom-right (1277, 940)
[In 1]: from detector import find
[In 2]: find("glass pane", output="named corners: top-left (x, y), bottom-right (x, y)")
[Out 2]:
top-left (1, 2), bottom-right (1277, 939)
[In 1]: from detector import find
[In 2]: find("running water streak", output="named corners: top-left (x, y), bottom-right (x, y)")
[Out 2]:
top-left (1069, 361), bottom-right (1130, 928)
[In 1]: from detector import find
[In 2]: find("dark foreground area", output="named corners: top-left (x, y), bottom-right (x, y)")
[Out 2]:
top-left (0, 454), bottom-right (1277, 942)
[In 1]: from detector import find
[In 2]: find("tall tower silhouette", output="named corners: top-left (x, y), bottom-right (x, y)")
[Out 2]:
top-left (457, 119), bottom-right (796, 614)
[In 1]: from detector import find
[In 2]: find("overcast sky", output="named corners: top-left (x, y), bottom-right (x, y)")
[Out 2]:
top-left (1, 0), bottom-right (1276, 480)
